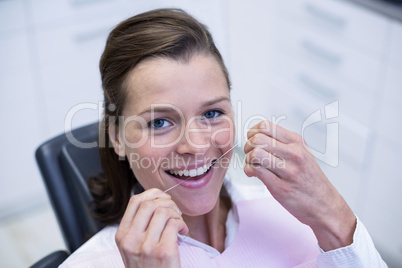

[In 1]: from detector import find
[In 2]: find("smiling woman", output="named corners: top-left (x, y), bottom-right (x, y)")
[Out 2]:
top-left (59, 8), bottom-right (387, 268)
top-left (109, 55), bottom-right (235, 218)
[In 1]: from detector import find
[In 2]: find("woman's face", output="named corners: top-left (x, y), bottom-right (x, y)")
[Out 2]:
top-left (114, 54), bottom-right (235, 216)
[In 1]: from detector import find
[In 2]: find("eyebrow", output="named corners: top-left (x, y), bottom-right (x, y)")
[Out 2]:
top-left (137, 96), bottom-right (230, 116)
top-left (201, 96), bottom-right (230, 108)
top-left (137, 106), bottom-right (178, 116)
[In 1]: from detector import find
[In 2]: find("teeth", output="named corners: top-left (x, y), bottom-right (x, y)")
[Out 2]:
top-left (196, 167), bottom-right (203, 176)
top-left (168, 163), bottom-right (212, 178)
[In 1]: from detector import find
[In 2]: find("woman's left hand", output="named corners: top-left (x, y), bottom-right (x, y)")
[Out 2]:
top-left (243, 120), bottom-right (356, 251)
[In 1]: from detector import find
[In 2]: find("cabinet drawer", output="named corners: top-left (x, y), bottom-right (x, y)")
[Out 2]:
top-left (275, 0), bottom-right (390, 54)
top-left (0, 0), bottom-right (25, 35)
top-left (270, 20), bottom-right (382, 91)
top-left (29, 0), bottom-right (128, 26)
top-left (266, 51), bottom-right (376, 125)
top-left (34, 17), bottom-right (117, 136)
top-left (266, 82), bottom-right (369, 170)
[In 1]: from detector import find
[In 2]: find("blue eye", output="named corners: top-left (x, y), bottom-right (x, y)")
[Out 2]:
top-left (203, 110), bottom-right (222, 119)
top-left (149, 119), bottom-right (171, 129)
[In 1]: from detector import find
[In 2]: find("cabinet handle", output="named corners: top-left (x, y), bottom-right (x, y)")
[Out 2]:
top-left (302, 40), bottom-right (342, 66)
top-left (304, 3), bottom-right (346, 30)
top-left (299, 73), bottom-right (338, 100)
top-left (70, 0), bottom-right (115, 8)
top-left (74, 27), bottom-right (108, 43)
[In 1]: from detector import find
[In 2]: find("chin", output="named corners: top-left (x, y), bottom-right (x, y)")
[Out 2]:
top-left (178, 192), bottom-right (220, 217)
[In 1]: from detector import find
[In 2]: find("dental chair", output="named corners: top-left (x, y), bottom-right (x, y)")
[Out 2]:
top-left (31, 122), bottom-right (104, 267)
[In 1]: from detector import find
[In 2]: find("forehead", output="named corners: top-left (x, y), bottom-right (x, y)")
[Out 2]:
top-left (122, 54), bottom-right (229, 115)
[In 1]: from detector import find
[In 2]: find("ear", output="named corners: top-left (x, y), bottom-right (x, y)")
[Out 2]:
top-left (108, 123), bottom-right (126, 157)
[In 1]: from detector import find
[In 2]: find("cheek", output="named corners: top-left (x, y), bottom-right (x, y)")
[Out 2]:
top-left (211, 119), bottom-right (235, 150)
top-left (126, 146), bottom-right (171, 188)
top-left (123, 129), bottom-right (148, 149)
top-left (125, 148), bottom-right (150, 179)
top-left (151, 128), bottom-right (183, 146)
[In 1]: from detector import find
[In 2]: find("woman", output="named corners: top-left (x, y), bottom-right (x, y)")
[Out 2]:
top-left (61, 8), bottom-right (386, 267)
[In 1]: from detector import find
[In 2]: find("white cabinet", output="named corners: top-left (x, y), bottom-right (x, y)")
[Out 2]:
top-left (266, 49), bottom-right (377, 124)
top-left (376, 65), bottom-right (402, 146)
top-left (33, 14), bottom-right (120, 137)
top-left (276, 0), bottom-right (389, 54)
top-left (28, 0), bottom-right (129, 26)
top-left (0, 32), bottom-right (46, 212)
top-left (387, 18), bottom-right (402, 67)
top-left (264, 0), bottom-right (385, 202)
top-left (363, 140), bottom-right (402, 264)
top-left (229, 0), bottom-right (402, 265)
top-left (376, 21), bottom-right (402, 148)
top-left (0, 0), bottom-right (26, 34)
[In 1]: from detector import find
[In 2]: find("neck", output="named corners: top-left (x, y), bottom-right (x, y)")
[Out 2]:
top-left (182, 196), bottom-right (231, 253)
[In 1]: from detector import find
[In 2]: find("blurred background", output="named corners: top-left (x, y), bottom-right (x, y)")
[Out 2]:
top-left (0, 0), bottom-right (401, 267)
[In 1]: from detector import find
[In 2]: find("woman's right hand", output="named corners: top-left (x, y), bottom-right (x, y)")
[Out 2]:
top-left (115, 188), bottom-right (188, 268)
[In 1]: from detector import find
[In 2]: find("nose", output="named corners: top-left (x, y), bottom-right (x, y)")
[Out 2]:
top-left (176, 121), bottom-right (210, 155)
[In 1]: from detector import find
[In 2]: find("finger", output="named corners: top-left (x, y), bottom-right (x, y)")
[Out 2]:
top-left (143, 207), bottom-right (183, 245)
top-left (160, 218), bottom-right (189, 244)
top-left (244, 163), bottom-right (283, 194)
top-left (141, 218), bottom-right (187, 268)
top-left (116, 197), bottom-right (180, 258)
top-left (245, 147), bottom-right (286, 178)
top-left (247, 120), bottom-right (299, 144)
top-left (118, 189), bottom-right (171, 235)
top-left (131, 198), bottom-right (181, 234)
top-left (158, 219), bottom-right (188, 266)
top-left (244, 132), bottom-right (287, 159)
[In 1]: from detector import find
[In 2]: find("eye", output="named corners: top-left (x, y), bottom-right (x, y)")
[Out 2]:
top-left (148, 119), bottom-right (172, 129)
top-left (202, 110), bottom-right (223, 119)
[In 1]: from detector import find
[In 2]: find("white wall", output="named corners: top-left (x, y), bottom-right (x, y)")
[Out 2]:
top-left (0, 0), bottom-right (401, 266)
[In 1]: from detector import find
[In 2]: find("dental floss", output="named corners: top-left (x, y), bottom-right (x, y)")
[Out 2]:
top-left (164, 141), bottom-right (242, 193)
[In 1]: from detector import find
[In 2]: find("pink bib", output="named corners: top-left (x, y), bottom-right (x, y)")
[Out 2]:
top-left (179, 197), bottom-right (320, 268)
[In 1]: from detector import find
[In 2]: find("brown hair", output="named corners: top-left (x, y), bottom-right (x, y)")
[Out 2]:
top-left (89, 8), bottom-right (231, 225)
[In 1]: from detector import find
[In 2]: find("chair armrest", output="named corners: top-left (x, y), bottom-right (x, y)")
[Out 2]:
top-left (30, 250), bottom-right (70, 268)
